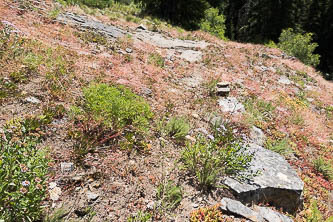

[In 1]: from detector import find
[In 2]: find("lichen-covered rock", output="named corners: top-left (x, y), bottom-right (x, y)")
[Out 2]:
top-left (222, 144), bottom-right (304, 213)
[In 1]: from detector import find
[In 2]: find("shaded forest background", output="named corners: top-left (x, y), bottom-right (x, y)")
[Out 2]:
top-left (133, 0), bottom-right (333, 80)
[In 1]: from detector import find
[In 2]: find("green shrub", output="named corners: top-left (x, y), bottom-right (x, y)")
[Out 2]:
top-left (156, 180), bottom-right (182, 211)
top-left (165, 117), bottom-right (190, 140)
top-left (200, 8), bottom-right (226, 40)
top-left (278, 28), bottom-right (320, 67)
top-left (0, 119), bottom-right (49, 221)
top-left (313, 157), bottom-right (333, 181)
top-left (181, 125), bottom-right (253, 190)
top-left (69, 83), bottom-right (153, 159)
top-left (83, 83), bottom-right (153, 131)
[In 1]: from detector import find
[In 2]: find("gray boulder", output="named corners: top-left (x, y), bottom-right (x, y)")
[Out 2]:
top-left (220, 198), bottom-right (294, 222)
top-left (222, 144), bottom-right (303, 214)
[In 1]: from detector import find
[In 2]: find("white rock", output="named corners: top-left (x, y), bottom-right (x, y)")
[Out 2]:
top-left (87, 191), bottom-right (99, 201)
top-left (25, 96), bottom-right (41, 104)
top-left (218, 97), bottom-right (245, 113)
top-left (49, 186), bottom-right (62, 201)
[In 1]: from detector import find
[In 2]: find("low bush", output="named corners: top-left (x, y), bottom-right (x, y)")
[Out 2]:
top-left (278, 28), bottom-right (320, 67)
top-left (69, 83), bottom-right (153, 158)
top-left (0, 118), bottom-right (49, 221)
top-left (181, 124), bottom-right (253, 190)
top-left (83, 83), bottom-right (152, 131)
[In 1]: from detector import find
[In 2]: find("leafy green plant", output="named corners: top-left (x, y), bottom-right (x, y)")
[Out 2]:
top-left (148, 53), bottom-right (164, 68)
top-left (278, 28), bottom-right (320, 67)
top-left (156, 180), bottom-right (182, 211)
top-left (181, 125), bottom-right (253, 190)
top-left (313, 157), bottom-right (333, 181)
top-left (200, 8), bottom-right (226, 40)
top-left (0, 118), bottom-right (49, 221)
top-left (69, 83), bottom-right (153, 160)
top-left (264, 138), bottom-right (294, 156)
top-left (83, 83), bottom-right (153, 132)
top-left (127, 211), bottom-right (152, 222)
top-left (190, 204), bottom-right (224, 222)
top-left (164, 117), bottom-right (190, 140)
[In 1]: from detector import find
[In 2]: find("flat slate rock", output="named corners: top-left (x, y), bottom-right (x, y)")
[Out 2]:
top-left (220, 198), bottom-right (294, 222)
top-left (222, 144), bottom-right (304, 213)
top-left (57, 13), bottom-right (126, 38)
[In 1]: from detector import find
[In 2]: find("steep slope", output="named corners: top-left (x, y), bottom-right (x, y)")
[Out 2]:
top-left (0, 0), bottom-right (332, 221)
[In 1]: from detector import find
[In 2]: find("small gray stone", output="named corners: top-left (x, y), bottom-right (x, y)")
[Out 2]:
top-left (278, 76), bottom-right (292, 85)
top-left (86, 191), bottom-right (99, 201)
top-left (61, 162), bottom-right (74, 173)
top-left (141, 87), bottom-right (152, 96)
top-left (125, 48), bottom-right (133, 53)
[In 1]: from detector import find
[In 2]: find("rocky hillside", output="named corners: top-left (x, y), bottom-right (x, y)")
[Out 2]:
top-left (0, 0), bottom-right (332, 221)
